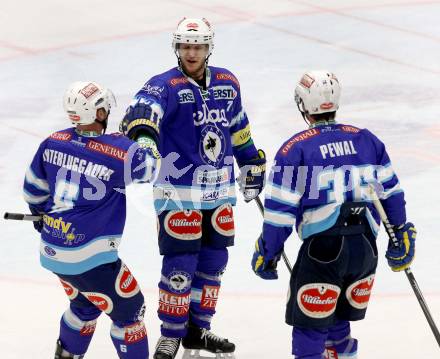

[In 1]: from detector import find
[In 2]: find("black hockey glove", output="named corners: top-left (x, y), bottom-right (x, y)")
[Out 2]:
top-left (28, 205), bottom-right (44, 233)
top-left (119, 103), bottom-right (160, 143)
top-left (386, 222), bottom-right (416, 272)
top-left (237, 149), bottom-right (266, 202)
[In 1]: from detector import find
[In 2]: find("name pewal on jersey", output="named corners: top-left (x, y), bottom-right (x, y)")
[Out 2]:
top-left (262, 123), bottom-right (405, 256)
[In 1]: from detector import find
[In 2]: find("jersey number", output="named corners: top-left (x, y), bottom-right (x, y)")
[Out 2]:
top-left (317, 165), bottom-right (376, 203)
top-left (52, 179), bottom-right (80, 212)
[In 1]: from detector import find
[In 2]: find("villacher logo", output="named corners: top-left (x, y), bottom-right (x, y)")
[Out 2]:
top-left (164, 210), bottom-right (203, 240)
top-left (212, 203), bottom-right (234, 236)
top-left (345, 275), bottom-right (375, 310)
top-left (297, 283), bottom-right (340, 319)
top-left (115, 263), bottom-right (140, 298)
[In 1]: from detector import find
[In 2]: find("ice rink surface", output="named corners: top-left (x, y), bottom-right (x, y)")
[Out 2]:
top-left (1, 0), bottom-right (440, 358)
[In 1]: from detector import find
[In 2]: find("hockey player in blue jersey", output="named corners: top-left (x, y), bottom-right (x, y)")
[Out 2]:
top-left (251, 71), bottom-right (416, 358)
top-left (23, 81), bottom-right (159, 359)
top-left (119, 18), bottom-right (266, 359)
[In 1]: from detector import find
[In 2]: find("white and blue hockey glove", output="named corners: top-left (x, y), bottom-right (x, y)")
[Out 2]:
top-left (251, 235), bottom-right (280, 280)
top-left (237, 149), bottom-right (266, 202)
top-left (386, 222), bottom-right (416, 272)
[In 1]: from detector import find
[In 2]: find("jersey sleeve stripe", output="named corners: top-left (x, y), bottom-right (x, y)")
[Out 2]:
top-left (381, 182), bottom-right (403, 199)
top-left (23, 189), bottom-right (50, 204)
top-left (266, 182), bottom-right (302, 207)
top-left (25, 168), bottom-right (50, 192)
top-left (377, 163), bottom-right (395, 183)
top-left (229, 108), bottom-right (245, 128)
top-left (264, 208), bottom-right (296, 227)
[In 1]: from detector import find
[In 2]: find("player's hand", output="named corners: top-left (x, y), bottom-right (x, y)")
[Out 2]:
top-left (29, 205), bottom-right (44, 233)
top-left (386, 222), bottom-right (416, 272)
top-left (251, 235), bottom-right (279, 280)
top-left (237, 149), bottom-right (266, 202)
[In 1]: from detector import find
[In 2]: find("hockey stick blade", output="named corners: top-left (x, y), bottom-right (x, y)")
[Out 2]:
top-left (4, 212), bottom-right (42, 222)
top-left (254, 196), bottom-right (293, 273)
top-left (368, 185), bottom-right (440, 348)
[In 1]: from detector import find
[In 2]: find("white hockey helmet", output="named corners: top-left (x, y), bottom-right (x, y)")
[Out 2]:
top-left (294, 70), bottom-right (341, 115)
top-left (172, 17), bottom-right (214, 55)
top-left (63, 81), bottom-right (115, 126)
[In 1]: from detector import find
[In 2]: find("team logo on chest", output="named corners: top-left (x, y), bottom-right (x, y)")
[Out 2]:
top-left (200, 125), bottom-right (226, 166)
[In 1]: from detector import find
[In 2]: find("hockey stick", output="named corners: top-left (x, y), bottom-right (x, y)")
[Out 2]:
top-left (4, 212), bottom-right (42, 221)
top-left (369, 185), bottom-right (440, 347)
top-left (254, 196), bottom-right (292, 273)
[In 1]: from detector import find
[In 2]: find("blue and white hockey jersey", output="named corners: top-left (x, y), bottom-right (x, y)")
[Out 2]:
top-left (262, 122), bottom-right (406, 259)
top-left (23, 128), bottom-right (158, 275)
top-left (127, 66), bottom-right (259, 211)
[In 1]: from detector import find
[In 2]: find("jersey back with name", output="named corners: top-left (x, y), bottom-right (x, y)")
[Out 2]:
top-left (23, 127), bottom-right (154, 274)
top-left (262, 123), bottom-right (406, 257)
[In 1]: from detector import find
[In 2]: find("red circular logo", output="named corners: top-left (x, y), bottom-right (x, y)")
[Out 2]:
top-left (212, 203), bottom-right (234, 236)
top-left (346, 275), bottom-right (375, 309)
top-left (165, 210), bottom-right (202, 240)
top-left (297, 283), bottom-right (340, 318)
top-left (59, 279), bottom-right (78, 300)
top-left (83, 292), bottom-right (114, 314)
top-left (115, 264), bottom-right (140, 298)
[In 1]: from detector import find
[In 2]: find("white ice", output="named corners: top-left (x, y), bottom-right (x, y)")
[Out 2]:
top-left (1, 0), bottom-right (440, 358)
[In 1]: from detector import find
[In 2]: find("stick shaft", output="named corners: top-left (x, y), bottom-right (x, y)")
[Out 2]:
top-left (369, 186), bottom-right (440, 347)
top-left (4, 212), bottom-right (42, 222)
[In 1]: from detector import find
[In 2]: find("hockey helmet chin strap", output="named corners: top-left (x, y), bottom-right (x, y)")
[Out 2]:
top-left (296, 100), bottom-right (311, 127)
top-left (94, 110), bottom-right (109, 134)
top-left (175, 44), bottom-right (211, 79)
top-left (176, 53), bottom-right (211, 66)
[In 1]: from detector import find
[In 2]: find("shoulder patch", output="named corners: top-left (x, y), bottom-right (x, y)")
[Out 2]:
top-left (169, 77), bottom-right (189, 86)
top-left (216, 73), bottom-right (240, 87)
top-left (49, 131), bottom-right (72, 142)
top-left (281, 128), bottom-right (320, 155)
top-left (340, 125), bottom-right (361, 133)
top-left (86, 140), bottom-right (127, 161)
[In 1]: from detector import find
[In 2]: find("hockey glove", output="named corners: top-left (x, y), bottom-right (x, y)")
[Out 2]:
top-left (28, 205), bottom-right (44, 233)
top-left (237, 149), bottom-right (266, 202)
top-left (251, 235), bottom-right (279, 280)
top-left (136, 135), bottom-right (161, 160)
top-left (385, 222), bottom-right (416, 272)
top-left (119, 103), bottom-right (160, 142)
